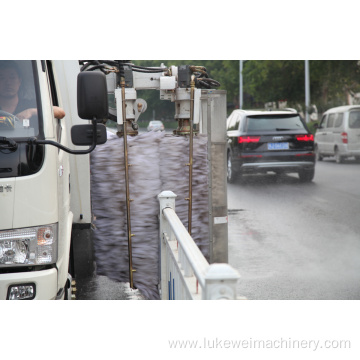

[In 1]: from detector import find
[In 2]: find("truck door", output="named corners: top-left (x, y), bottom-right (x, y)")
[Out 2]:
top-left (45, 61), bottom-right (72, 293)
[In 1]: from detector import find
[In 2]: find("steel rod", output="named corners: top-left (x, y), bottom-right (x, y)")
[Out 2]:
top-left (121, 78), bottom-right (135, 289)
top-left (188, 75), bottom-right (195, 235)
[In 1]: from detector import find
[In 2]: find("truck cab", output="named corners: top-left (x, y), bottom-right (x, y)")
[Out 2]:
top-left (0, 60), bottom-right (107, 299)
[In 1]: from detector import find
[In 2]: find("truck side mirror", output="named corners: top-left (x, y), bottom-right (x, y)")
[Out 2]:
top-left (71, 124), bottom-right (107, 146)
top-left (77, 72), bottom-right (108, 120)
top-left (29, 71), bottom-right (109, 155)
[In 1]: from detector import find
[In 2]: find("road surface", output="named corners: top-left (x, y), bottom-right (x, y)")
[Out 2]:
top-left (227, 157), bottom-right (360, 300)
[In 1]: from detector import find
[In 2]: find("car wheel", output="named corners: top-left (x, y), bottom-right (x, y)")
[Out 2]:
top-left (298, 168), bottom-right (315, 182)
top-left (334, 147), bottom-right (344, 164)
top-left (315, 145), bottom-right (323, 161)
top-left (227, 153), bottom-right (237, 183)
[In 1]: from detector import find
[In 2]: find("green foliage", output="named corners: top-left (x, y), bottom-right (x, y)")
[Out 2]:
top-left (130, 60), bottom-right (360, 120)
top-left (308, 61), bottom-right (360, 112)
top-left (243, 60), bottom-right (305, 105)
top-left (242, 60), bottom-right (360, 112)
top-left (307, 120), bottom-right (320, 135)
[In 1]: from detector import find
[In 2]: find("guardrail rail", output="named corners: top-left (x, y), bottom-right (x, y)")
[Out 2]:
top-left (158, 191), bottom-right (240, 300)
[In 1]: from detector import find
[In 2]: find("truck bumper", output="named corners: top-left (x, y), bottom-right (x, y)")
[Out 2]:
top-left (0, 268), bottom-right (58, 300)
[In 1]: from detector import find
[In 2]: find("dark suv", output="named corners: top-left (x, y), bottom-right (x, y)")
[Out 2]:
top-left (226, 109), bottom-right (315, 183)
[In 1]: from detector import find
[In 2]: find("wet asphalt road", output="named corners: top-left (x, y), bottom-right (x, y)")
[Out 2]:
top-left (76, 151), bottom-right (360, 300)
top-left (227, 157), bottom-right (360, 300)
top-left (75, 274), bottom-right (144, 300)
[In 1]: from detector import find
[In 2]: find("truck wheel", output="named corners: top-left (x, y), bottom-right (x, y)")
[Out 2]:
top-left (334, 147), bottom-right (344, 164)
top-left (315, 145), bottom-right (323, 161)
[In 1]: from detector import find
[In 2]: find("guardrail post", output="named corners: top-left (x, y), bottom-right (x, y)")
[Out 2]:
top-left (203, 263), bottom-right (240, 300)
top-left (158, 191), bottom-right (177, 300)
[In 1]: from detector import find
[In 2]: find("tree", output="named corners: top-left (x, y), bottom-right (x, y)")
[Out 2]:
top-left (310, 61), bottom-right (360, 112)
top-left (121, 60), bottom-right (360, 121)
top-left (242, 60), bottom-right (305, 107)
top-left (241, 60), bottom-right (360, 112)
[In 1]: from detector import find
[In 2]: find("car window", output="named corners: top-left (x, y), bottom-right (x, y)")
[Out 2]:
top-left (334, 113), bottom-right (343, 128)
top-left (234, 114), bottom-right (241, 130)
top-left (226, 113), bottom-right (234, 129)
top-left (246, 115), bottom-right (305, 132)
top-left (319, 114), bottom-right (327, 129)
top-left (349, 110), bottom-right (360, 129)
top-left (327, 114), bottom-right (336, 128)
top-left (227, 113), bottom-right (239, 131)
top-left (226, 114), bottom-right (233, 129)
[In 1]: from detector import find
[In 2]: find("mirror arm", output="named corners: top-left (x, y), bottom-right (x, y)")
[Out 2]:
top-left (29, 120), bottom-right (98, 155)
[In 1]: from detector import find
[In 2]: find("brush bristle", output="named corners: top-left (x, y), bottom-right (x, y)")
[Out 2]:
top-left (90, 131), bottom-right (209, 299)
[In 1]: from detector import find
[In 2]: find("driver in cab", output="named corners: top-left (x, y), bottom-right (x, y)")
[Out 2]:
top-left (0, 60), bottom-right (65, 123)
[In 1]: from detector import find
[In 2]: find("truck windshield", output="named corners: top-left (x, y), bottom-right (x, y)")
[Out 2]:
top-left (0, 60), bottom-right (40, 138)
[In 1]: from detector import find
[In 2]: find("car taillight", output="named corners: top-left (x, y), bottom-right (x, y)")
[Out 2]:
top-left (296, 134), bottom-right (314, 141)
top-left (341, 132), bottom-right (348, 144)
top-left (238, 136), bottom-right (260, 143)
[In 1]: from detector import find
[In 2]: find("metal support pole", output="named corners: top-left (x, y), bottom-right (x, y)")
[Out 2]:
top-left (305, 60), bottom-right (310, 123)
top-left (187, 75), bottom-right (195, 235)
top-left (239, 60), bottom-right (243, 109)
top-left (121, 78), bottom-right (135, 289)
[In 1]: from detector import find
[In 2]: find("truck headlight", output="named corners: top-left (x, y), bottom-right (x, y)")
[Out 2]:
top-left (0, 224), bottom-right (58, 266)
top-left (7, 283), bottom-right (36, 300)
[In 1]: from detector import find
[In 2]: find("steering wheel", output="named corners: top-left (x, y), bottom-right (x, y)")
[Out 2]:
top-left (0, 110), bottom-right (20, 130)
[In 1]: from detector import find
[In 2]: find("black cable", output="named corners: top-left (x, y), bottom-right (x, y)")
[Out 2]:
top-left (80, 60), bottom-right (167, 74)
top-left (99, 60), bottom-right (122, 66)
top-left (131, 68), bottom-right (165, 73)
top-left (83, 65), bottom-right (108, 74)
top-left (80, 61), bottom-right (102, 72)
top-left (79, 60), bottom-right (219, 87)
top-left (129, 64), bottom-right (166, 71)
top-left (196, 78), bottom-right (221, 88)
top-left (119, 62), bottom-right (166, 73)
top-left (189, 65), bottom-right (220, 88)
top-left (80, 60), bottom-right (119, 73)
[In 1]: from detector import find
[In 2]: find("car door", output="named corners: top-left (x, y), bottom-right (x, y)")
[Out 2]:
top-left (315, 114), bottom-right (328, 154)
top-left (332, 112), bottom-right (344, 151)
top-left (326, 113), bottom-right (336, 154)
top-left (347, 109), bottom-right (360, 152)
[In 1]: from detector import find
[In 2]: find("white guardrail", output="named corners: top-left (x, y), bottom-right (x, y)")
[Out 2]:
top-left (158, 191), bottom-right (241, 300)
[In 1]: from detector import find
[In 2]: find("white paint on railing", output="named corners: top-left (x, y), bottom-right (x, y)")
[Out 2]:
top-left (158, 191), bottom-right (240, 300)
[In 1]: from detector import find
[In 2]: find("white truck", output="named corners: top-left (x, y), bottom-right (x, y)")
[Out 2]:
top-left (0, 60), bottom-right (107, 299)
top-left (0, 60), bottom-right (229, 300)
